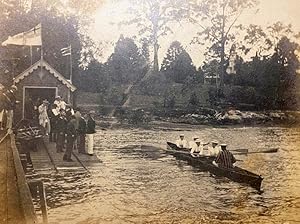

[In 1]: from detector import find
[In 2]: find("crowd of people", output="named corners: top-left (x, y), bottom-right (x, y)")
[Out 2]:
top-left (30, 96), bottom-right (96, 162)
top-left (175, 134), bottom-right (236, 168)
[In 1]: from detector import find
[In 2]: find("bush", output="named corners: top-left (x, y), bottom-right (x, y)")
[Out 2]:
top-left (127, 109), bottom-right (150, 125)
top-left (188, 92), bottom-right (199, 107)
top-left (228, 86), bottom-right (256, 105)
top-left (163, 95), bottom-right (176, 108)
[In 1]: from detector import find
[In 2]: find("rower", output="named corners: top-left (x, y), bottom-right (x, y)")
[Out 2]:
top-left (209, 140), bottom-right (220, 157)
top-left (190, 139), bottom-right (203, 157)
top-left (188, 136), bottom-right (198, 149)
top-left (213, 144), bottom-right (236, 168)
top-left (175, 134), bottom-right (188, 148)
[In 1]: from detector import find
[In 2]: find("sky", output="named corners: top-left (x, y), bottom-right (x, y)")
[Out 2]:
top-left (89, 0), bottom-right (300, 67)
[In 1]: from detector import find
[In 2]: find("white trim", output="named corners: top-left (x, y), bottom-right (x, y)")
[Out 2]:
top-left (14, 59), bottom-right (76, 92)
top-left (22, 86), bottom-right (58, 119)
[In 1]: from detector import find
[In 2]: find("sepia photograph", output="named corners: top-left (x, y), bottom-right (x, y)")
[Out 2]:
top-left (0, 0), bottom-right (299, 223)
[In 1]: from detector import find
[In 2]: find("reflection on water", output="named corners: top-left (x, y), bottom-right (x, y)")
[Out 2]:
top-left (43, 125), bottom-right (300, 224)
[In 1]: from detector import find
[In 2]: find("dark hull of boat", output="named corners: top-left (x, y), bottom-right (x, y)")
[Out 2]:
top-left (167, 142), bottom-right (263, 191)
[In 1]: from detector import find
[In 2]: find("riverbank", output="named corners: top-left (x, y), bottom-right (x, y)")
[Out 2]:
top-left (93, 108), bottom-right (300, 130)
top-left (155, 109), bottom-right (300, 126)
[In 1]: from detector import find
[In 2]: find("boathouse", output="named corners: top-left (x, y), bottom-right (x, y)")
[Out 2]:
top-left (13, 59), bottom-right (76, 120)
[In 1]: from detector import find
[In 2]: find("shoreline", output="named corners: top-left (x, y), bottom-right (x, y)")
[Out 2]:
top-left (80, 103), bottom-right (300, 128)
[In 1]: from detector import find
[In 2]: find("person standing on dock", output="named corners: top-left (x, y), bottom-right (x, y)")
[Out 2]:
top-left (54, 96), bottom-right (66, 111)
top-left (49, 104), bottom-right (59, 142)
top-left (75, 109), bottom-right (86, 154)
top-left (38, 100), bottom-right (50, 135)
top-left (175, 134), bottom-right (188, 148)
top-left (86, 111), bottom-right (96, 156)
top-left (63, 115), bottom-right (77, 162)
top-left (56, 109), bottom-right (67, 153)
top-left (213, 144), bottom-right (236, 168)
top-left (0, 85), bottom-right (18, 132)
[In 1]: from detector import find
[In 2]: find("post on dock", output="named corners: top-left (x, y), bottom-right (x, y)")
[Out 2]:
top-left (28, 180), bottom-right (48, 224)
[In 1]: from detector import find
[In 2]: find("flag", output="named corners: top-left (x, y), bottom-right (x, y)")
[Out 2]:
top-left (61, 45), bottom-right (71, 56)
top-left (1, 24), bottom-right (42, 46)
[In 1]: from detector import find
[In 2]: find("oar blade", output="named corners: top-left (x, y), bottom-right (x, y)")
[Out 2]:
top-left (231, 148), bottom-right (249, 153)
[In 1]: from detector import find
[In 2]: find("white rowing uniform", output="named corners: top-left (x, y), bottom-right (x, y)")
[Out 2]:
top-left (188, 140), bottom-right (196, 149)
top-left (190, 143), bottom-right (203, 155)
top-left (200, 147), bottom-right (211, 156)
top-left (209, 146), bottom-right (221, 157)
top-left (176, 139), bottom-right (188, 148)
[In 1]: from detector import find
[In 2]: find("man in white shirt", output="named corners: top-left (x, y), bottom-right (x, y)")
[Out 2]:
top-left (54, 96), bottom-right (66, 111)
top-left (175, 134), bottom-right (188, 148)
top-left (209, 140), bottom-right (221, 157)
top-left (188, 136), bottom-right (198, 149)
top-left (190, 139), bottom-right (203, 157)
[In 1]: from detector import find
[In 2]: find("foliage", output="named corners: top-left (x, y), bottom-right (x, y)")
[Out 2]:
top-left (242, 22), bottom-right (295, 57)
top-left (121, 0), bottom-right (192, 71)
top-left (0, 0), bottom-right (97, 88)
top-left (106, 35), bottom-right (147, 84)
top-left (188, 92), bottom-right (199, 107)
top-left (191, 0), bottom-right (259, 89)
top-left (228, 86), bottom-right (256, 105)
top-left (115, 108), bottom-right (150, 125)
top-left (232, 36), bottom-right (300, 110)
top-left (161, 41), bottom-right (196, 83)
top-left (163, 94), bottom-right (176, 108)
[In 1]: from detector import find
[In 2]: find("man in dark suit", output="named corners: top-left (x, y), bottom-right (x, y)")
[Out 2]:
top-left (63, 115), bottom-right (77, 162)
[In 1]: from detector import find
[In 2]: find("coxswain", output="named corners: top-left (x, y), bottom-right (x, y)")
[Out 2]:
top-left (190, 139), bottom-right (203, 157)
top-left (175, 134), bottom-right (188, 148)
top-left (209, 140), bottom-right (220, 157)
top-left (213, 144), bottom-right (236, 168)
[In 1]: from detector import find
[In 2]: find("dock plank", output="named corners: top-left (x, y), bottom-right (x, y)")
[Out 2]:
top-left (30, 138), bottom-right (55, 171)
top-left (0, 133), bottom-right (26, 224)
top-left (30, 137), bottom-right (102, 173)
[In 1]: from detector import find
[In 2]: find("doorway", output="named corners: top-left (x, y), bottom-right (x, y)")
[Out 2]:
top-left (23, 87), bottom-right (57, 119)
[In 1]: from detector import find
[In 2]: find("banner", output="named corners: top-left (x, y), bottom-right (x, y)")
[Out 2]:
top-left (1, 23), bottom-right (42, 46)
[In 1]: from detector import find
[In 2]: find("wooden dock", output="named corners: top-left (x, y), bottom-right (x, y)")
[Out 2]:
top-left (0, 132), bottom-right (37, 224)
top-left (30, 137), bottom-right (101, 173)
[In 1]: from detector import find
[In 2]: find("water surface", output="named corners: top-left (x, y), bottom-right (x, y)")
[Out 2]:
top-left (42, 125), bottom-right (299, 224)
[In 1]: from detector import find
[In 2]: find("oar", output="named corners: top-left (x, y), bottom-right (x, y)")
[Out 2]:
top-left (231, 148), bottom-right (248, 153)
top-left (233, 148), bottom-right (278, 155)
top-left (163, 148), bottom-right (244, 161)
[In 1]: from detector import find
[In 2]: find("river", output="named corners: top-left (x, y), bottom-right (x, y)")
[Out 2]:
top-left (41, 124), bottom-right (300, 224)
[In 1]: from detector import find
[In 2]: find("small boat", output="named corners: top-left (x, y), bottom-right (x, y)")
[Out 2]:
top-left (166, 142), bottom-right (263, 191)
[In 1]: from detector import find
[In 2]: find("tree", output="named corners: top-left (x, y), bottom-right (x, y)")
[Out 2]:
top-left (243, 22), bottom-right (295, 57)
top-left (0, 0), bottom-right (104, 87)
top-left (188, 92), bottom-right (199, 107)
top-left (252, 36), bottom-right (299, 110)
top-left (106, 35), bottom-right (147, 84)
top-left (122, 0), bottom-right (191, 72)
top-left (275, 36), bottom-right (300, 109)
top-left (191, 0), bottom-right (259, 91)
top-left (161, 41), bottom-right (196, 83)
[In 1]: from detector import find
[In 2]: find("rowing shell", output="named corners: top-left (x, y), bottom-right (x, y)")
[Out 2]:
top-left (166, 142), bottom-right (263, 191)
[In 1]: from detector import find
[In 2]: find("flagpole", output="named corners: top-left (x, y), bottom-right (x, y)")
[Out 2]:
top-left (70, 45), bottom-right (72, 83)
top-left (30, 46), bottom-right (33, 65)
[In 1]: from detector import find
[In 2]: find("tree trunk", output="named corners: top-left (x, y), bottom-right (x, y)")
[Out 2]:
top-left (153, 35), bottom-right (159, 72)
top-left (220, 40), bottom-right (225, 92)
top-left (152, 16), bottom-right (159, 73)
